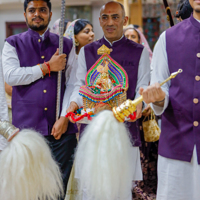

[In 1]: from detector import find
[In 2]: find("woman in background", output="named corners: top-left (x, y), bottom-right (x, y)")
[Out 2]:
top-left (64, 19), bottom-right (94, 55)
top-left (124, 26), bottom-right (157, 200)
top-left (124, 25), bottom-right (152, 62)
top-left (50, 19), bottom-right (71, 35)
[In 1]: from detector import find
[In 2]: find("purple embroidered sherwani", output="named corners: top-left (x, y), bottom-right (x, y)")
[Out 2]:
top-left (159, 15), bottom-right (200, 164)
top-left (5, 29), bottom-right (77, 136)
top-left (80, 36), bottom-right (144, 146)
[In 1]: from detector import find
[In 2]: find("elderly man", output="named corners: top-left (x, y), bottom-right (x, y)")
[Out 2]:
top-left (140, 0), bottom-right (200, 199)
top-left (2, 0), bottom-right (78, 198)
top-left (66, 1), bottom-right (150, 199)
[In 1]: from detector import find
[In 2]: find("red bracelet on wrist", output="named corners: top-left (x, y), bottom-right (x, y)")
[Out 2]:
top-left (44, 61), bottom-right (51, 77)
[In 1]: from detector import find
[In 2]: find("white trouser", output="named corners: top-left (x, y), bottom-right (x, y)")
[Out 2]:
top-left (157, 146), bottom-right (200, 200)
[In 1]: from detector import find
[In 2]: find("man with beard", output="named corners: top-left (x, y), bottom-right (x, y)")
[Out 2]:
top-left (2, 1), bottom-right (78, 199)
top-left (139, 0), bottom-right (200, 199)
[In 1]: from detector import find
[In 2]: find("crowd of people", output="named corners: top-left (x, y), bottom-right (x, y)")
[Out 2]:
top-left (0, 0), bottom-right (198, 200)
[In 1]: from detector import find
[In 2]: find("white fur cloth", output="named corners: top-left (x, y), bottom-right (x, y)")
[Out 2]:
top-left (0, 129), bottom-right (64, 200)
top-left (75, 110), bottom-right (141, 200)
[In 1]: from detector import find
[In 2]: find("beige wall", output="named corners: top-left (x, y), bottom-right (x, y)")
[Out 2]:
top-left (130, 0), bottom-right (143, 26)
top-left (114, 0), bottom-right (143, 26)
top-left (0, 3), bottom-right (104, 51)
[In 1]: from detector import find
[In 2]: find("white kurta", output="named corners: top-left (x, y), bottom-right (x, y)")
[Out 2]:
top-left (151, 28), bottom-right (200, 199)
top-left (70, 36), bottom-right (150, 200)
top-left (2, 30), bottom-right (78, 117)
top-left (0, 53), bottom-right (9, 150)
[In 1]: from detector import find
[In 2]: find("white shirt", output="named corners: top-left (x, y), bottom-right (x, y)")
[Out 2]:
top-left (150, 31), bottom-right (170, 115)
top-left (68, 36), bottom-right (151, 107)
top-left (0, 53), bottom-right (9, 150)
top-left (2, 33), bottom-right (78, 117)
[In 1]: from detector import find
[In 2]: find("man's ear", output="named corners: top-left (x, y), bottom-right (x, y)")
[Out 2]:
top-left (24, 12), bottom-right (26, 21)
top-left (99, 17), bottom-right (102, 27)
top-left (49, 12), bottom-right (52, 21)
top-left (123, 16), bottom-right (129, 26)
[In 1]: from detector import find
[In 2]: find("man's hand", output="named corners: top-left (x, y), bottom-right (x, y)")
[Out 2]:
top-left (128, 102), bottom-right (143, 122)
top-left (42, 49), bottom-right (67, 74)
top-left (139, 83), bottom-right (166, 107)
top-left (51, 116), bottom-right (69, 140)
top-left (66, 101), bottom-right (79, 123)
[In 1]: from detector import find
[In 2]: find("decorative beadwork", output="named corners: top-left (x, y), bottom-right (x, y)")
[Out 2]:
top-left (79, 45), bottom-right (129, 111)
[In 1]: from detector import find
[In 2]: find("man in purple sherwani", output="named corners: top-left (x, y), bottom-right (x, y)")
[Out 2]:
top-left (140, 1), bottom-right (200, 199)
top-left (2, 0), bottom-right (78, 199)
top-left (66, 1), bottom-right (150, 199)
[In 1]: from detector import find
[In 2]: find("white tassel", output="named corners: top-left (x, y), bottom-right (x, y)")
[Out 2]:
top-left (75, 110), bottom-right (135, 200)
top-left (0, 129), bottom-right (64, 200)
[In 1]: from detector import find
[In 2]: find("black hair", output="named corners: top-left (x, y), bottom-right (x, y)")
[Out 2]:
top-left (24, 0), bottom-right (52, 12)
top-left (74, 19), bottom-right (93, 35)
top-left (133, 24), bottom-right (140, 29)
top-left (175, 0), bottom-right (193, 20)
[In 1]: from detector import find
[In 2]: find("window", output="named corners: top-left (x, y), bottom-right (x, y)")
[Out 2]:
top-left (143, 18), bottom-right (160, 50)
top-left (6, 22), bottom-right (28, 38)
top-left (65, 6), bottom-right (92, 21)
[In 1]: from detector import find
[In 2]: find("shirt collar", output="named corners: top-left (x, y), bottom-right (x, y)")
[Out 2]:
top-left (40, 28), bottom-right (49, 41)
top-left (189, 14), bottom-right (200, 30)
top-left (28, 28), bottom-right (50, 41)
top-left (195, 18), bottom-right (200, 23)
top-left (103, 35), bottom-right (124, 46)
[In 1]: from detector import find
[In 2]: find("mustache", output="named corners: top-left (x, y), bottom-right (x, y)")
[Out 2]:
top-left (32, 16), bottom-right (44, 21)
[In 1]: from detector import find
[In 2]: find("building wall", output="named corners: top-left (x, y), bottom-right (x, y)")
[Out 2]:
top-left (0, 6), bottom-right (62, 51)
top-left (0, 5), bottom-right (103, 51)
top-left (0, 8), bottom-right (24, 51)
top-left (92, 5), bottom-right (104, 40)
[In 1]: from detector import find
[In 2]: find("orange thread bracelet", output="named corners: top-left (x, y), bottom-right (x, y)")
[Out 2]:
top-left (44, 61), bottom-right (51, 77)
top-left (38, 64), bottom-right (45, 78)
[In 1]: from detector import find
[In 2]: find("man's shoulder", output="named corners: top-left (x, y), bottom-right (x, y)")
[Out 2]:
top-left (49, 32), bottom-right (73, 49)
top-left (84, 38), bottom-right (102, 50)
top-left (63, 36), bottom-right (73, 49)
top-left (6, 31), bottom-right (28, 45)
top-left (125, 38), bottom-right (144, 50)
top-left (63, 36), bottom-right (73, 46)
top-left (166, 17), bottom-right (190, 34)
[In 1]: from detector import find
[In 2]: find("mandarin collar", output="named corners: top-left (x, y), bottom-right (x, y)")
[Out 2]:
top-left (28, 28), bottom-right (50, 40)
top-left (102, 35), bottom-right (126, 47)
top-left (190, 14), bottom-right (200, 30)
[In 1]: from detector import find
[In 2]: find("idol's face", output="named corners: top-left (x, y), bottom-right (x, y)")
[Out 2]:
top-left (125, 29), bottom-right (140, 44)
top-left (189, 0), bottom-right (200, 13)
top-left (24, 0), bottom-right (52, 34)
top-left (99, 2), bottom-right (128, 43)
top-left (75, 24), bottom-right (95, 48)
